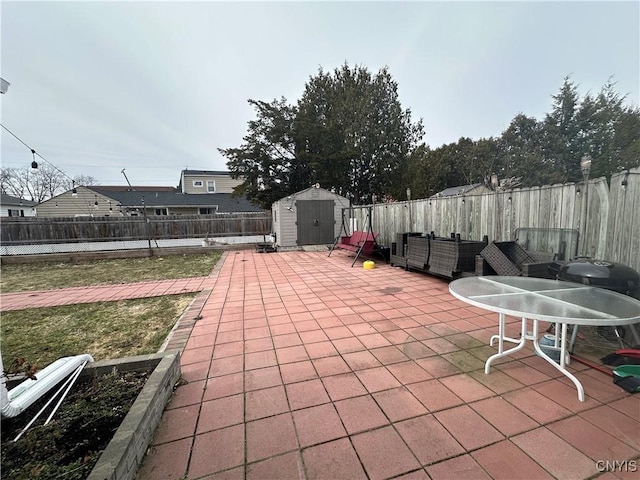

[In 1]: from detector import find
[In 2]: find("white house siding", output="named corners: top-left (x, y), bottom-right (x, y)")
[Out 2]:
top-left (1, 194), bottom-right (38, 217)
top-left (0, 205), bottom-right (37, 217)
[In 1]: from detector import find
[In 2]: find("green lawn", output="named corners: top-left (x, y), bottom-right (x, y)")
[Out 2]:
top-left (0, 252), bottom-right (222, 292)
top-left (1, 295), bottom-right (195, 368)
top-left (0, 252), bottom-right (223, 368)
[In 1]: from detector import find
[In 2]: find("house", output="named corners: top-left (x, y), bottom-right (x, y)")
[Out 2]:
top-left (35, 170), bottom-right (263, 217)
top-left (0, 193), bottom-right (37, 217)
top-left (178, 170), bottom-right (240, 194)
top-left (431, 183), bottom-right (491, 198)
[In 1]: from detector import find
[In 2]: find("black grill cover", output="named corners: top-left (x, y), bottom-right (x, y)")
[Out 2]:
top-left (556, 259), bottom-right (640, 299)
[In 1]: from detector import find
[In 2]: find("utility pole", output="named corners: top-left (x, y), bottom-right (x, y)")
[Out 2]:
top-left (121, 169), bottom-right (152, 250)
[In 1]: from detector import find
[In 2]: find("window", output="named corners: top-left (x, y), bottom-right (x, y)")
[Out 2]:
top-left (199, 207), bottom-right (218, 215)
top-left (207, 180), bottom-right (216, 193)
top-left (155, 208), bottom-right (168, 216)
top-left (192, 180), bottom-right (203, 187)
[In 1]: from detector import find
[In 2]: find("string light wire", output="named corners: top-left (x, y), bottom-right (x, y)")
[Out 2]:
top-left (1, 123), bottom-right (96, 214)
top-left (1, 123), bottom-right (75, 182)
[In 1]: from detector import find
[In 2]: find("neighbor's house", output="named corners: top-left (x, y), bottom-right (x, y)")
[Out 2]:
top-left (0, 193), bottom-right (37, 217)
top-left (178, 170), bottom-right (241, 194)
top-left (431, 183), bottom-right (491, 198)
top-left (36, 170), bottom-right (263, 218)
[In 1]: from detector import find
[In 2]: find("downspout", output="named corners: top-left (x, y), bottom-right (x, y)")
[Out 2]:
top-left (1, 353), bottom-right (94, 419)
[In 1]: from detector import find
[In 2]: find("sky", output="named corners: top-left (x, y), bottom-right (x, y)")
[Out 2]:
top-left (1, 1), bottom-right (638, 187)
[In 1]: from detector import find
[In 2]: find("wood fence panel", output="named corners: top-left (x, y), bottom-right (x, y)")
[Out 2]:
top-left (559, 185), bottom-right (576, 233)
top-left (606, 167), bottom-right (640, 267)
top-left (3, 170), bottom-right (639, 272)
top-left (624, 168), bottom-right (640, 268)
top-left (537, 186), bottom-right (552, 233)
top-left (548, 185), bottom-right (563, 229)
top-left (361, 168), bottom-right (639, 271)
top-left (528, 186), bottom-right (541, 233)
top-left (0, 214), bottom-right (271, 245)
top-left (583, 178), bottom-right (604, 258)
top-left (495, 192), bottom-right (506, 241)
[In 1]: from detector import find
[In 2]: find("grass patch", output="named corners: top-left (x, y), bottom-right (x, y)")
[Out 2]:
top-left (1, 294), bottom-right (195, 368)
top-left (0, 252), bottom-right (222, 292)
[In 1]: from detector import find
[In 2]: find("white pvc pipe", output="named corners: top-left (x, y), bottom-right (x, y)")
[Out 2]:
top-left (1, 353), bottom-right (94, 419)
top-left (45, 360), bottom-right (87, 425)
top-left (13, 363), bottom-right (85, 442)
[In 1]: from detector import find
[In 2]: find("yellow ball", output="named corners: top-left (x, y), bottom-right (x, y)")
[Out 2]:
top-left (363, 260), bottom-right (375, 270)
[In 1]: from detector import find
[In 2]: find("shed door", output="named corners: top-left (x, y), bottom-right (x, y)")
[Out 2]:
top-left (296, 200), bottom-right (335, 245)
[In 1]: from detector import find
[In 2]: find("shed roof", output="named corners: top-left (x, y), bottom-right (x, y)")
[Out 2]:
top-left (273, 186), bottom-right (348, 206)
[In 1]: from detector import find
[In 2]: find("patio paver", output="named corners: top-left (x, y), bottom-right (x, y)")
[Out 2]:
top-left (4, 249), bottom-right (638, 479)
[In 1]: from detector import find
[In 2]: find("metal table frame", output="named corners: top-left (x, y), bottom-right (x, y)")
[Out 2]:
top-left (449, 276), bottom-right (640, 401)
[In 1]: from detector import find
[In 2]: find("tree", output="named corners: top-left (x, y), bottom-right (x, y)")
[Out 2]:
top-left (73, 175), bottom-right (98, 187)
top-left (403, 143), bottom-right (431, 199)
top-left (497, 114), bottom-right (553, 186)
top-left (574, 79), bottom-right (640, 178)
top-left (219, 98), bottom-right (303, 208)
top-left (536, 77), bottom-right (640, 183)
top-left (221, 64), bottom-right (424, 207)
top-left (0, 164), bottom-right (68, 202)
top-left (613, 106), bottom-right (640, 172)
top-left (541, 76), bottom-right (583, 183)
top-left (445, 136), bottom-right (500, 187)
top-left (421, 144), bottom-right (457, 196)
top-left (294, 64), bottom-right (424, 203)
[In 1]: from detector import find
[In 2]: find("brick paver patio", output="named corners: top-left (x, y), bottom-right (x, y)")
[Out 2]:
top-left (3, 249), bottom-right (638, 479)
top-left (138, 250), bottom-right (640, 479)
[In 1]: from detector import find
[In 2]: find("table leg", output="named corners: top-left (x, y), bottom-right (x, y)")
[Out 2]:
top-left (532, 320), bottom-right (585, 402)
top-left (489, 314), bottom-right (522, 352)
top-left (485, 317), bottom-right (528, 374)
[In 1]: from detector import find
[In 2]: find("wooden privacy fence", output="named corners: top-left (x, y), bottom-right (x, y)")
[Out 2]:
top-left (353, 167), bottom-right (640, 272)
top-left (0, 213), bottom-right (272, 245)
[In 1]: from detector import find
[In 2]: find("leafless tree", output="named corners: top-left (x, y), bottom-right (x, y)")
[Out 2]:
top-left (1, 164), bottom-right (69, 202)
top-left (73, 175), bottom-right (99, 187)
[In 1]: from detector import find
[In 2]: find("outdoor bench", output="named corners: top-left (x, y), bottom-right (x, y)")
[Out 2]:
top-left (335, 231), bottom-right (378, 255)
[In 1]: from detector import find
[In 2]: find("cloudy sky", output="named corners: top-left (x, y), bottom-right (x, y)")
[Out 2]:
top-left (1, 1), bottom-right (638, 187)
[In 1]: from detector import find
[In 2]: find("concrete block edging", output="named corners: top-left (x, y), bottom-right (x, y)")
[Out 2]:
top-left (86, 351), bottom-right (181, 480)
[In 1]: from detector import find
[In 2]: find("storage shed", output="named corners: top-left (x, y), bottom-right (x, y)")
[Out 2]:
top-left (272, 186), bottom-right (350, 248)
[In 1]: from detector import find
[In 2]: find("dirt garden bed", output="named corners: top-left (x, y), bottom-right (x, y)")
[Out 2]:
top-left (1, 352), bottom-right (180, 480)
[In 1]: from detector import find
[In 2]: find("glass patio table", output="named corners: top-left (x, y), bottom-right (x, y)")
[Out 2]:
top-left (449, 276), bottom-right (640, 401)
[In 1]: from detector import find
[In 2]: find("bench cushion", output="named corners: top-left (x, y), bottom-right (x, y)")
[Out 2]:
top-left (336, 231), bottom-right (377, 253)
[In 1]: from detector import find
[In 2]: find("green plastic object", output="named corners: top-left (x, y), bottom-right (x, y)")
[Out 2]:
top-left (613, 365), bottom-right (640, 393)
top-left (613, 365), bottom-right (640, 378)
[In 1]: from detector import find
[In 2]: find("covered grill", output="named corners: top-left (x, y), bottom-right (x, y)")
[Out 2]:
top-left (549, 258), bottom-right (640, 299)
top-left (548, 258), bottom-right (640, 349)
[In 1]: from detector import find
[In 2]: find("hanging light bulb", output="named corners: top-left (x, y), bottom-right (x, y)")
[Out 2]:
top-left (94, 195), bottom-right (99, 208)
top-left (30, 149), bottom-right (38, 169)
